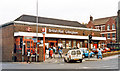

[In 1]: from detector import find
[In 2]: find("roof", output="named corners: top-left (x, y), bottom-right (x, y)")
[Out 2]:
top-left (15, 14), bottom-right (86, 28)
top-left (93, 16), bottom-right (117, 25)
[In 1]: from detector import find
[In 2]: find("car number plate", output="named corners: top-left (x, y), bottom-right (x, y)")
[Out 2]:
top-left (74, 59), bottom-right (79, 60)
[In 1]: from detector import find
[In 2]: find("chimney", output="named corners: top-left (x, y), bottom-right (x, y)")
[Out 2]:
top-left (90, 15), bottom-right (93, 21)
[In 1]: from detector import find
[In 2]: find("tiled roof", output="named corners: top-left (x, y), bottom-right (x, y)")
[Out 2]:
top-left (15, 14), bottom-right (86, 28)
top-left (93, 16), bottom-right (117, 25)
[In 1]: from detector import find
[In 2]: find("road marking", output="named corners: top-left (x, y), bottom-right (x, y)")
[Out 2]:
top-left (82, 67), bottom-right (90, 69)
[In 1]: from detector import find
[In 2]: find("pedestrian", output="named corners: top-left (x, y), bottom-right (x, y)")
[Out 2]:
top-left (27, 51), bottom-right (31, 64)
top-left (48, 47), bottom-right (51, 58)
top-left (58, 48), bottom-right (63, 58)
top-left (58, 46), bottom-right (60, 52)
top-left (53, 46), bottom-right (56, 58)
top-left (50, 48), bottom-right (53, 59)
top-left (98, 48), bottom-right (102, 59)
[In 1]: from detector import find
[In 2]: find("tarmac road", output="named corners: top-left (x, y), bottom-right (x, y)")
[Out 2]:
top-left (2, 55), bottom-right (119, 69)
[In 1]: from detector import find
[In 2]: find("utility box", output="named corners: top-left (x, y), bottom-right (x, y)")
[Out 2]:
top-left (38, 45), bottom-right (44, 62)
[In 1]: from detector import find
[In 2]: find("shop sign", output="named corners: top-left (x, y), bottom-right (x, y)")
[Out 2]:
top-left (42, 28), bottom-right (45, 34)
top-left (48, 29), bottom-right (78, 35)
top-left (26, 27), bottom-right (32, 32)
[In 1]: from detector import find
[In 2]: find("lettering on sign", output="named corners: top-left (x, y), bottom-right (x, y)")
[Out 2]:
top-left (48, 29), bottom-right (78, 35)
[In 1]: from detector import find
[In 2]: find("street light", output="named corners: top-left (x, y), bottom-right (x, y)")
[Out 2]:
top-left (36, 0), bottom-right (38, 62)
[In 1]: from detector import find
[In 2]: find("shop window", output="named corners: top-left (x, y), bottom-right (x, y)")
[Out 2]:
top-left (73, 40), bottom-right (76, 48)
top-left (80, 42), bottom-right (82, 48)
top-left (69, 41), bottom-right (71, 48)
top-left (66, 40), bottom-right (71, 49)
top-left (62, 40), bottom-right (66, 48)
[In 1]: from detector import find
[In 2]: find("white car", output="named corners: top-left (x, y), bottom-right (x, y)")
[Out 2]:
top-left (64, 49), bottom-right (83, 63)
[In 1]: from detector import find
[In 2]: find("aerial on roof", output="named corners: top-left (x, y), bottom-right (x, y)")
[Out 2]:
top-left (15, 14), bottom-right (86, 28)
top-left (93, 16), bottom-right (117, 25)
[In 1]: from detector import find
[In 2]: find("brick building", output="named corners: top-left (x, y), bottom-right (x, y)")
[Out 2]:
top-left (117, 9), bottom-right (120, 43)
top-left (87, 16), bottom-right (117, 48)
top-left (1, 14), bottom-right (106, 62)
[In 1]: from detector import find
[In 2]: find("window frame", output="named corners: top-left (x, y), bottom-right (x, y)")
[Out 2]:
top-left (107, 33), bottom-right (110, 39)
top-left (107, 25), bottom-right (110, 31)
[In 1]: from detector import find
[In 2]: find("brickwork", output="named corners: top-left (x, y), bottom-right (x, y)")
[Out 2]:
top-left (87, 16), bottom-right (117, 47)
top-left (1, 25), bottom-right (14, 62)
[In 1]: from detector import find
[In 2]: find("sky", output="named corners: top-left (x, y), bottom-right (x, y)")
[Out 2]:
top-left (0, 0), bottom-right (120, 25)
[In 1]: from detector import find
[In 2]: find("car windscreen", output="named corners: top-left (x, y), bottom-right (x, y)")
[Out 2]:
top-left (77, 50), bottom-right (81, 55)
top-left (71, 51), bottom-right (76, 55)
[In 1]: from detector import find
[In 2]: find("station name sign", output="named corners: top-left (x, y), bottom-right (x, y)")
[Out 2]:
top-left (48, 29), bottom-right (78, 35)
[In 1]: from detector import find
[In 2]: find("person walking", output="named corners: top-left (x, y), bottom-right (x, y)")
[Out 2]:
top-left (27, 51), bottom-right (31, 63)
top-left (48, 47), bottom-right (51, 58)
top-left (58, 48), bottom-right (63, 58)
top-left (50, 48), bottom-right (53, 59)
top-left (53, 46), bottom-right (56, 58)
top-left (98, 48), bottom-right (102, 59)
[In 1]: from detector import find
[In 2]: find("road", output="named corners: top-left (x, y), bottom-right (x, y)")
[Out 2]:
top-left (2, 55), bottom-right (119, 69)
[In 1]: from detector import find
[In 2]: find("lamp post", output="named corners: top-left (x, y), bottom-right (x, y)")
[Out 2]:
top-left (36, 0), bottom-right (38, 62)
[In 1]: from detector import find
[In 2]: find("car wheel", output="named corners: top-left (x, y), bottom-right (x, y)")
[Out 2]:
top-left (92, 54), bottom-right (95, 57)
top-left (64, 58), bottom-right (67, 62)
top-left (79, 59), bottom-right (82, 63)
top-left (83, 55), bottom-right (85, 59)
top-left (66, 58), bottom-right (70, 63)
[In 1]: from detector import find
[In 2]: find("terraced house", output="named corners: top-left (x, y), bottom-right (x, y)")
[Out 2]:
top-left (87, 16), bottom-right (117, 49)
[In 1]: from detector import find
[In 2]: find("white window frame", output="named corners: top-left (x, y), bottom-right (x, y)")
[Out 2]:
top-left (102, 25), bottom-right (105, 31)
top-left (112, 24), bottom-right (115, 30)
top-left (112, 33), bottom-right (115, 38)
top-left (107, 25), bottom-right (110, 31)
top-left (107, 33), bottom-right (110, 39)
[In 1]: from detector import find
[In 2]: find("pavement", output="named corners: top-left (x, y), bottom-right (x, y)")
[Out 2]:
top-left (4, 54), bottom-right (119, 64)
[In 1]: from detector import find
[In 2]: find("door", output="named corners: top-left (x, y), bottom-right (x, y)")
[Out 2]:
top-left (24, 39), bottom-right (34, 55)
top-left (94, 44), bottom-right (98, 49)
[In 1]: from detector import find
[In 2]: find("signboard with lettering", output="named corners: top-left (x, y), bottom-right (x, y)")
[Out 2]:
top-left (48, 29), bottom-right (78, 35)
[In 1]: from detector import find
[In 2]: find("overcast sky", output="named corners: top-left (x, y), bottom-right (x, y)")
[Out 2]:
top-left (0, 0), bottom-right (120, 25)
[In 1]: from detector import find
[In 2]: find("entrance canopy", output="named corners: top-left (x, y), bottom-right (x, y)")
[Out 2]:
top-left (14, 32), bottom-right (106, 41)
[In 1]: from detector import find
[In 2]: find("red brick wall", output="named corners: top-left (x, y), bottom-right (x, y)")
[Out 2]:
top-left (1, 25), bottom-right (14, 62)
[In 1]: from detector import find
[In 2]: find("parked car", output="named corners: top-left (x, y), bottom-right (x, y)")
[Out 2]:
top-left (92, 48), bottom-right (106, 54)
top-left (64, 49), bottom-right (83, 63)
top-left (79, 48), bottom-right (95, 58)
top-left (104, 47), bottom-right (111, 52)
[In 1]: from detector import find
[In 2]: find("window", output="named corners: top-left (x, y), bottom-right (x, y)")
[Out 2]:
top-left (112, 33), bottom-right (115, 38)
top-left (112, 24), bottom-right (115, 30)
top-left (73, 40), bottom-right (76, 48)
top-left (71, 51), bottom-right (76, 55)
top-left (107, 25), bottom-right (110, 30)
top-left (102, 34), bottom-right (104, 37)
top-left (62, 40), bottom-right (66, 48)
top-left (102, 25), bottom-right (105, 31)
top-left (107, 33), bottom-right (110, 38)
top-left (95, 26), bottom-right (99, 30)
